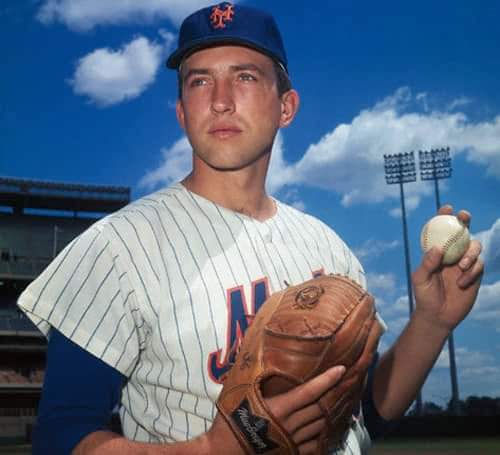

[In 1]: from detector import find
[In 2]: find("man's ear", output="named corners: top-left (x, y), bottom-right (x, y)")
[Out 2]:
top-left (176, 100), bottom-right (186, 129)
top-left (279, 89), bottom-right (300, 128)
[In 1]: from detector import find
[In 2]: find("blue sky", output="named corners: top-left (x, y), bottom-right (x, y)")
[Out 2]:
top-left (2, 0), bottom-right (500, 406)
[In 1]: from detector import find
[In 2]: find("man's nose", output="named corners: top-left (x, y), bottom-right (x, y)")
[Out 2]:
top-left (211, 79), bottom-right (235, 114)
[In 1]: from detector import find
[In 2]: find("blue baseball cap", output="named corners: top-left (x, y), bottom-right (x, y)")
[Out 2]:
top-left (166, 2), bottom-right (288, 71)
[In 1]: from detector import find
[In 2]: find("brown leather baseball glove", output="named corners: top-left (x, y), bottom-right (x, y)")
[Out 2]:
top-left (216, 274), bottom-right (384, 454)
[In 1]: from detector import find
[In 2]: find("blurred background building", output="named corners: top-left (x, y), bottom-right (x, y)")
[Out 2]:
top-left (0, 176), bottom-right (130, 442)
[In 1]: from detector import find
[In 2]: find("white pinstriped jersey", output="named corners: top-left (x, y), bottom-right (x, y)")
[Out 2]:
top-left (18, 182), bottom-right (373, 454)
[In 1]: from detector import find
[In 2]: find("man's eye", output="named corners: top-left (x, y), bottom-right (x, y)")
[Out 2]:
top-left (239, 73), bottom-right (257, 82)
top-left (189, 78), bottom-right (207, 87)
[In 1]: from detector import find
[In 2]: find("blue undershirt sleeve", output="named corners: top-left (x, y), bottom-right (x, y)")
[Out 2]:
top-left (361, 352), bottom-right (398, 440)
top-left (33, 329), bottom-right (125, 455)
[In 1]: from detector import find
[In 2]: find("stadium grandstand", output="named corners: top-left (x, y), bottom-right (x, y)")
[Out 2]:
top-left (0, 176), bottom-right (130, 442)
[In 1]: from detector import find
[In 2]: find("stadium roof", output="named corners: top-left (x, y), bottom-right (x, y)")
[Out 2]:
top-left (0, 176), bottom-right (130, 214)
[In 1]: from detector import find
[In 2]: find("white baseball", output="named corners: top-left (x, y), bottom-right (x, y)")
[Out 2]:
top-left (420, 215), bottom-right (471, 265)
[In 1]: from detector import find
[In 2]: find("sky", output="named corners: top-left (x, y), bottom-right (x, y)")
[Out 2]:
top-left (1, 0), bottom-right (500, 407)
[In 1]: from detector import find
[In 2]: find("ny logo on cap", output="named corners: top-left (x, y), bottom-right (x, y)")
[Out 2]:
top-left (210, 2), bottom-right (235, 29)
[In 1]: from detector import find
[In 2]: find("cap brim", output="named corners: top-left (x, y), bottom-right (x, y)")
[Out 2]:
top-left (166, 36), bottom-right (286, 70)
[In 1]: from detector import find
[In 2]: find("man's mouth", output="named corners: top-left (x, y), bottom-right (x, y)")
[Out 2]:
top-left (209, 125), bottom-right (242, 139)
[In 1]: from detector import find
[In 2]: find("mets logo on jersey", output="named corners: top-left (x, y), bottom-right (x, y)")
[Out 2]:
top-left (208, 270), bottom-right (325, 383)
top-left (210, 2), bottom-right (235, 29)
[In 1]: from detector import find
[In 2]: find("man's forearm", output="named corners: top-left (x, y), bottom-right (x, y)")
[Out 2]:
top-left (73, 431), bottom-right (209, 455)
top-left (371, 313), bottom-right (450, 420)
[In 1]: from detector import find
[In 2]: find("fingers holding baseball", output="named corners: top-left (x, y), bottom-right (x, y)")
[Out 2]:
top-left (438, 204), bottom-right (472, 228)
top-left (437, 204), bottom-right (453, 216)
top-left (432, 205), bottom-right (482, 274)
top-left (456, 209), bottom-right (471, 228)
top-left (457, 243), bottom-right (484, 288)
top-left (457, 238), bottom-right (482, 271)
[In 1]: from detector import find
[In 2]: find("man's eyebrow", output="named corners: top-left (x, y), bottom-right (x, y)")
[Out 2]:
top-left (182, 68), bottom-right (210, 82)
top-left (229, 63), bottom-right (265, 75)
top-left (182, 63), bottom-right (266, 82)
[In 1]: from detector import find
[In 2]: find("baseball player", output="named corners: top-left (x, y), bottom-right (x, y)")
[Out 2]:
top-left (18, 3), bottom-right (483, 454)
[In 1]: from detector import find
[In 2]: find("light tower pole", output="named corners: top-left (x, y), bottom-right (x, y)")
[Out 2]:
top-left (383, 152), bottom-right (422, 416)
top-left (419, 147), bottom-right (460, 415)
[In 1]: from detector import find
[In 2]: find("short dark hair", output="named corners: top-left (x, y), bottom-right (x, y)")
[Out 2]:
top-left (177, 59), bottom-right (292, 99)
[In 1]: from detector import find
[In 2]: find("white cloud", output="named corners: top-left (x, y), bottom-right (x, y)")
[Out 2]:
top-left (436, 346), bottom-right (498, 372)
top-left (386, 315), bottom-right (409, 335)
top-left (366, 272), bottom-right (397, 293)
top-left (424, 364), bottom-right (500, 404)
top-left (430, 347), bottom-right (500, 399)
top-left (416, 92), bottom-right (429, 112)
top-left (266, 131), bottom-right (296, 196)
top-left (378, 294), bottom-right (415, 336)
top-left (139, 136), bottom-right (192, 189)
top-left (278, 189), bottom-right (306, 212)
top-left (473, 218), bottom-right (500, 275)
top-left (69, 33), bottom-right (173, 106)
top-left (389, 193), bottom-right (425, 218)
top-left (471, 280), bottom-right (500, 331)
top-left (264, 87), bottom-right (500, 212)
top-left (353, 239), bottom-right (400, 262)
top-left (37, 0), bottom-right (220, 31)
top-left (389, 295), bottom-right (411, 315)
top-left (447, 96), bottom-right (472, 112)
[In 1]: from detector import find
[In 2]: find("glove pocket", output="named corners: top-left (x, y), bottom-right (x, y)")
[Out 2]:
top-left (259, 327), bottom-right (334, 397)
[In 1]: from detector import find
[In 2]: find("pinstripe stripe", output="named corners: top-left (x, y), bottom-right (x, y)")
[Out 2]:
top-left (218, 206), bottom-right (281, 286)
top-left (83, 288), bottom-right (122, 349)
top-left (108, 222), bottom-right (158, 318)
top-left (210, 203), bottom-right (256, 282)
top-left (68, 263), bottom-right (115, 339)
top-left (179, 392), bottom-right (189, 439)
top-left (123, 207), bottom-right (180, 428)
top-left (127, 355), bottom-right (150, 418)
top-left (141, 327), bottom-right (174, 422)
top-left (248, 215), bottom-right (293, 285)
top-left (127, 388), bottom-right (141, 441)
top-left (185, 192), bottom-right (240, 284)
top-left (161, 200), bottom-right (210, 399)
top-left (44, 233), bottom-right (102, 320)
top-left (269, 213), bottom-right (312, 279)
top-left (114, 315), bottom-right (141, 371)
top-left (146, 204), bottom-right (191, 394)
top-left (173, 195), bottom-right (221, 349)
top-left (281, 206), bottom-right (325, 266)
top-left (31, 230), bottom-right (95, 312)
top-left (319, 221), bottom-right (339, 272)
top-left (123, 214), bottom-right (160, 283)
top-left (56, 240), bottom-right (110, 326)
top-left (343, 241), bottom-right (353, 275)
top-left (101, 310), bottom-right (133, 362)
top-left (163, 388), bottom-right (175, 441)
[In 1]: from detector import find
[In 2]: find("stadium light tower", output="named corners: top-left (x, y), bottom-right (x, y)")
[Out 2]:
top-left (419, 147), bottom-right (460, 415)
top-left (383, 152), bottom-right (422, 416)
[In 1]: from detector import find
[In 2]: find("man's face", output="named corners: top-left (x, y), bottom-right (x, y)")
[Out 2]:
top-left (176, 45), bottom-right (297, 172)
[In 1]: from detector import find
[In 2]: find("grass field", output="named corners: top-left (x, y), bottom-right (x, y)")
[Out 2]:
top-left (1, 438), bottom-right (500, 454)
top-left (372, 437), bottom-right (500, 454)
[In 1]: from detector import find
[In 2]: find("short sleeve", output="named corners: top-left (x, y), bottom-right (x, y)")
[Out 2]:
top-left (17, 223), bottom-right (144, 377)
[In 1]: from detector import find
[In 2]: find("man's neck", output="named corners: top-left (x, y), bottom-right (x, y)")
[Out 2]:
top-left (181, 168), bottom-right (276, 222)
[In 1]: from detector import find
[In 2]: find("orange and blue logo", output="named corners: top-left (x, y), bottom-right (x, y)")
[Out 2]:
top-left (210, 3), bottom-right (235, 29)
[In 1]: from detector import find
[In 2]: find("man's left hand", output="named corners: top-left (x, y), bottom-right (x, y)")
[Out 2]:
top-left (411, 205), bottom-right (484, 332)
